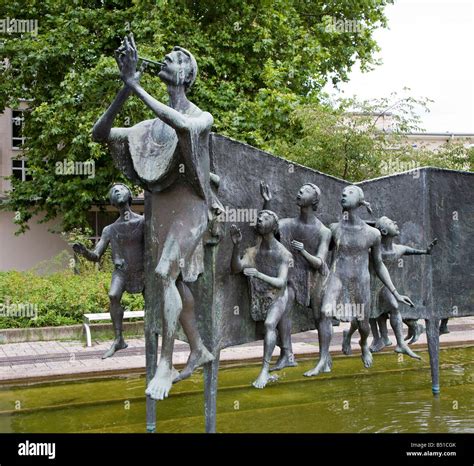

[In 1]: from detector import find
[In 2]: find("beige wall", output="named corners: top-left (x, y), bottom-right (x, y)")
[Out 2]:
top-left (0, 104), bottom-right (72, 272)
top-left (405, 133), bottom-right (474, 151)
top-left (0, 211), bottom-right (70, 271)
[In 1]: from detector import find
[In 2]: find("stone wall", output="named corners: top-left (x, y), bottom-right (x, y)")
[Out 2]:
top-left (145, 134), bottom-right (473, 350)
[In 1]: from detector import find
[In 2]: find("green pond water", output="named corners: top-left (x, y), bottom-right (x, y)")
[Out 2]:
top-left (0, 346), bottom-right (473, 433)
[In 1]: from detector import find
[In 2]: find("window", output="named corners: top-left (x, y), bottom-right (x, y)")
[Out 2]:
top-left (11, 158), bottom-right (32, 181)
top-left (12, 110), bottom-right (25, 149)
top-left (86, 211), bottom-right (119, 245)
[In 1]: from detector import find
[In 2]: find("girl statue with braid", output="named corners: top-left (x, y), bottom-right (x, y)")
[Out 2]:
top-left (342, 216), bottom-right (436, 358)
top-left (305, 186), bottom-right (414, 376)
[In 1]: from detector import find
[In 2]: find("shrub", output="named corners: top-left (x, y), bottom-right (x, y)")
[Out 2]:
top-left (0, 269), bottom-right (144, 329)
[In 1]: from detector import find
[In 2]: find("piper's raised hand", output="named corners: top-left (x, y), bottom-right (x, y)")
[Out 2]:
top-left (116, 34), bottom-right (140, 86)
top-left (230, 224), bottom-right (242, 245)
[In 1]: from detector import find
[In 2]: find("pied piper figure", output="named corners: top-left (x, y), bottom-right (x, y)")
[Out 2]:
top-left (92, 34), bottom-right (222, 401)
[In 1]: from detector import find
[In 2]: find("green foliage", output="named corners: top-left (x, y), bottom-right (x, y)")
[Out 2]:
top-left (275, 93), bottom-right (473, 182)
top-left (0, 268), bottom-right (144, 329)
top-left (412, 141), bottom-right (474, 173)
top-left (0, 0), bottom-right (393, 232)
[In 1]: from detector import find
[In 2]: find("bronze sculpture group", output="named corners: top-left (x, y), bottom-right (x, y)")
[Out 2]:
top-left (75, 36), bottom-right (442, 427)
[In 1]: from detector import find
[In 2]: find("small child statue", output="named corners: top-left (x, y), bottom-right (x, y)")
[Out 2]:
top-left (230, 210), bottom-right (293, 389)
top-left (73, 183), bottom-right (144, 358)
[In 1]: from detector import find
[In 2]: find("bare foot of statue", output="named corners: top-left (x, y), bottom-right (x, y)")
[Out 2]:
top-left (252, 369), bottom-right (278, 389)
top-left (369, 337), bottom-right (386, 353)
top-left (303, 356), bottom-right (332, 377)
top-left (145, 364), bottom-right (180, 400)
top-left (395, 344), bottom-right (422, 360)
top-left (173, 347), bottom-right (215, 383)
top-left (408, 323), bottom-right (425, 345)
top-left (102, 338), bottom-right (128, 359)
top-left (361, 342), bottom-right (373, 368)
top-left (342, 330), bottom-right (353, 355)
top-left (270, 352), bottom-right (298, 372)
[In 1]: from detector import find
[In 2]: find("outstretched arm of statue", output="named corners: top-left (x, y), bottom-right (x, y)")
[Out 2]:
top-left (73, 228), bottom-right (110, 262)
top-left (244, 262), bottom-right (289, 289)
top-left (131, 82), bottom-right (192, 130)
top-left (403, 238), bottom-right (437, 255)
top-left (91, 42), bottom-right (140, 143)
top-left (91, 85), bottom-right (132, 143)
top-left (371, 235), bottom-right (414, 307)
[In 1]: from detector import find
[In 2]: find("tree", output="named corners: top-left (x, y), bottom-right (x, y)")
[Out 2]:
top-left (0, 0), bottom-right (394, 232)
top-left (274, 92), bottom-right (472, 182)
top-left (412, 140), bottom-right (474, 173)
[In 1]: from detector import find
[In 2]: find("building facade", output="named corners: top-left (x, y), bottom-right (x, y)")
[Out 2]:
top-left (0, 105), bottom-right (74, 271)
top-left (0, 106), bottom-right (143, 271)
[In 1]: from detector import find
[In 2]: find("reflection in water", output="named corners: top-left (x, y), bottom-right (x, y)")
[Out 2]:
top-left (0, 347), bottom-right (473, 433)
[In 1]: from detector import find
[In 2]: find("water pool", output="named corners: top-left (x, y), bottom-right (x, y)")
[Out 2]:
top-left (0, 346), bottom-right (472, 433)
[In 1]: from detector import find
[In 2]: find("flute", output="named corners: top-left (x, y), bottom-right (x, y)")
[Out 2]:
top-left (119, 48), bottom-right (164, 74)
top-left (139, 56), bottom-right (165, 68)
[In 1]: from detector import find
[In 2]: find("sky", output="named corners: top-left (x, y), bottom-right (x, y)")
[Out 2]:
top-left (325, 0), bottom-right (474, 134)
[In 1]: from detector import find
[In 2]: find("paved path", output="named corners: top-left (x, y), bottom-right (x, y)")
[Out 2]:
top-left (0, 318), bottom-right (473, 383)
